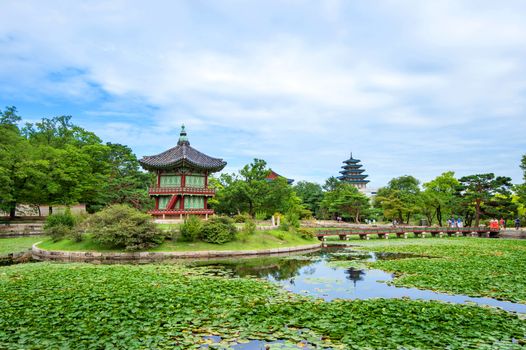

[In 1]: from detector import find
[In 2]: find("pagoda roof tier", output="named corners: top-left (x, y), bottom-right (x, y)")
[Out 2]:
top-left (340, 168), bottom-right (365, 174)
top-left (339, 177), bottom-right (370, 183)
top-left (139, 125), bottom-right (227, 172)
top-left (339, 175), bottom-right (369, 180)
top-left (342, 164), bottom-right (363, 169)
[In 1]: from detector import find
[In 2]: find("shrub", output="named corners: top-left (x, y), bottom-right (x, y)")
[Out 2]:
top-left (233, 213), bottom-right (251, 223)
top-left (200, 216), bottom-right (236, 244)
top-left (46, 224), bottom-right (73, 242)
top-left (297, 228), bottom-right (315, 240)
top-left (180, 215), bottom-right (203, 242)
top-left (44, 210), bottom-right (76, 242)
top-left (279, 211), bottom-right (300, 232)
top-left (255, 211), bottom-right (268, 221)
top-left (87, 204), bottom-right (165, 251)
top-left (242, 218), bottom-right (257, 235)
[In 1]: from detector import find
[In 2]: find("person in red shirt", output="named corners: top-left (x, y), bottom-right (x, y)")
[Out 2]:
top-left (499, 218), bottom-right (506, 229)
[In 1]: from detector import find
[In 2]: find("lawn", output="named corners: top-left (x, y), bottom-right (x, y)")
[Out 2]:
top-left (0, 236), bottom-right (43, 255)
top-left (354, 237), bottom-right (526, 303)
top-left (0, 263), bottom-right (524, 349)
top-left (37, 229), bottom-right (319, 252)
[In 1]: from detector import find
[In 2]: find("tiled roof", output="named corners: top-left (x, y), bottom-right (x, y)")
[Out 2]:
top-left (139, 141), bottom-right (226, 172)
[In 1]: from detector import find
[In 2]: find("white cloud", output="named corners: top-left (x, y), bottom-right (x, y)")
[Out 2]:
top-left (1, 0), bottom-right (526, 186)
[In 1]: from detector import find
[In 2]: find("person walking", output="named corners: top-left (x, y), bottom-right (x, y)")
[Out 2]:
top-left (457, 217), bottom-right (463, 228)
top-left (499, 218), bottom-right (505, 229)
top-left (516, 218), bottom-right (521, 230)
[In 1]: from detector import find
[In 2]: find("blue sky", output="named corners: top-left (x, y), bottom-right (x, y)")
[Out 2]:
top-left (1, 1), bottom-right (525, 187)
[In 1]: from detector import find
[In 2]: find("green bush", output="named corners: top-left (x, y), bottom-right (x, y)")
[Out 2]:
top-left (200, 216), bottom-right (237, 244)
top-left (297, 228), bottom-right (315, 239)
top-left (255, 211), bottom-right (268, 221)
top-left (87, 204), bottom-right (165, 251)
top-left (180, 215), bottom-right (203, 242)
top-left (242, 218), bottom-right (257, 235)
top-left (279, 211), bottom-right (300, 232)
top-left (44, 210), bottom-right (76, 241)
top-left (233, 213), bottom-right (251, 223)
top-left (46, 224), bottom-right (73, 242)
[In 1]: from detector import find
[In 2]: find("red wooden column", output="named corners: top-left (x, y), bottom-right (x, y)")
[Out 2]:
top-left (180, 195), bottom-right (184, 210)
top-left (204, 197), bottom-right (208, 209)
top-left (155, 197), bottom-right (159, 210)
top-left (181, 174), bottom-right (186, 188)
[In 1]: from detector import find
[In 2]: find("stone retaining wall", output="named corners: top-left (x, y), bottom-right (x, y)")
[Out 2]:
top-left (32, 243), bottom-right (321, 263)
top-left (0, 223), bottom-right (44, 237)
top-left (0, 250), bottom-right (33, 265)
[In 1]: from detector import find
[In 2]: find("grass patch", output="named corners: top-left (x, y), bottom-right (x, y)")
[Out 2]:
top-left (354, 237), bottom-right (526, 303)
top-left (0, 263), bottom-right (524, 349)
top-left (0, 236), bottom-right (43, 255)
top-left (37, 230), bottom-right (319, 253)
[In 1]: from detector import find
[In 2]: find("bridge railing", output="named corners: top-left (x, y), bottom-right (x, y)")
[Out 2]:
top-left (316, 226), bottom-right (499, 237)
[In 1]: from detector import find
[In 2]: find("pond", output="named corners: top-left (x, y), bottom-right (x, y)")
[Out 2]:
top-left (195, 246), bottom-right (526, 314)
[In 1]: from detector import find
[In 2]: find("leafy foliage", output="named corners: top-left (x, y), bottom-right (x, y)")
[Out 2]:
top-left (359, 238), bottom-right (526, 302)
top-left (457, 173), bottom-right (513, 226)
top-left (297, 228), bottom-right (315, 239)
top-left (321, 182), bottom-right (371, 222)
top-left (200, 216), bottom-right (237, 244)
top-left (179, 215), bottom-right (203, 242)
top-left (374, 175), bottom-right (421, 224)
top-left (87, 204), bottom-right (165, 251)
top-left (0, 108), bottom-right (151, 217)
top-left (0, 263), bottom-right (524, 349)
top-left (212, 159), bottom-right (303, 218)
top-left (293, 181), bottom-right (323, 217)
top-left (44, 210), bottom-right (77, 242)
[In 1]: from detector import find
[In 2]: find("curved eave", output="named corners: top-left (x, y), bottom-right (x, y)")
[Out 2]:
top-left (340, 169), bottom-right (365, 174)
top-left (139, 158), bottom-right (227, 173)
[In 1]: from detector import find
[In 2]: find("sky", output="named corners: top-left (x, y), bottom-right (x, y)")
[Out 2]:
top-left (1, 0), bottom-right (525, 187)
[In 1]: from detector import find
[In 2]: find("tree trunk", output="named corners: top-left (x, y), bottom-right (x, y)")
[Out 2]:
top-left (437, 205), bottom-right (442, 227)
top-left (406, 212), bottom-right (411, 224)
top-left (9, 205), bottom-right (16, 219)
top-left (49, 206), bottom-right (53, 215)
top-left (475, 199), bottom-right (481, 227)
top-left (354, 209), bottom-right (360, 224)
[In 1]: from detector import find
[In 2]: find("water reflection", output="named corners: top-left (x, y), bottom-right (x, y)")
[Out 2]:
top-left (198, 247), bottom-right (526, 314)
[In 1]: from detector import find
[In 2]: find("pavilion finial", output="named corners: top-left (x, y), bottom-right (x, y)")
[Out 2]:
top-left (178, 124), bottom-right (189, 145)
top-left (350, 152), bottom-right (353, 159)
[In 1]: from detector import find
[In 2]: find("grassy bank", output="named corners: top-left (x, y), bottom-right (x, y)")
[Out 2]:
top-left (354, 237), bottom-right (526, 303)
top-left (0, 236), bottom-right (43, 255)
top-left (0, 263), bottom-right (524, 349)
top-left (37, 230), bottom-right (319, 253)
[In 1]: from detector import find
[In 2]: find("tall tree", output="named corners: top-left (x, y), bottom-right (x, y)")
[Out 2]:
top-left (457, 174), bottom-right (513, 226)
top-left (293, 181), bottom-right (324, 217)
top-left (0, 107), bottom-right (48, 218)
top-left (320, 182), bottom-right (370, 223)
top-left (422, 171), bottom-right (460, 226)
top-left (213, 159), bottom-right (301, 217)
top-left (374, 175), bottom-right (421, 224)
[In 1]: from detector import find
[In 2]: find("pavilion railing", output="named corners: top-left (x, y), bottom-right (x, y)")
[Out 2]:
top-left (149, 209), bottom-right (214, 215)
top-left (148, 186), bottom-right (215, 195)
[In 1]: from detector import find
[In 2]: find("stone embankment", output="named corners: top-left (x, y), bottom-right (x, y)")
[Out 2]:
top-left (32, 243), bottom-right (321, 263)
top-left (499, 229), bottom-right (526, 239)
top-left (0, 223), bottom-right (43, 237)
top-left (0, 250), bottom-right (33, 265)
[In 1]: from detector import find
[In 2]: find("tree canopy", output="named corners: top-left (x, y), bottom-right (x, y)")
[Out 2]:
top-left (0, 107), bottom-right (150, 217)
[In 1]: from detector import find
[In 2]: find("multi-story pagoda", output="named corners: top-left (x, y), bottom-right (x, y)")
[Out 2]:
top-left (338, 153), bottom-right (369, 189)
top-left (139, 125), bottom-right (226, 219)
